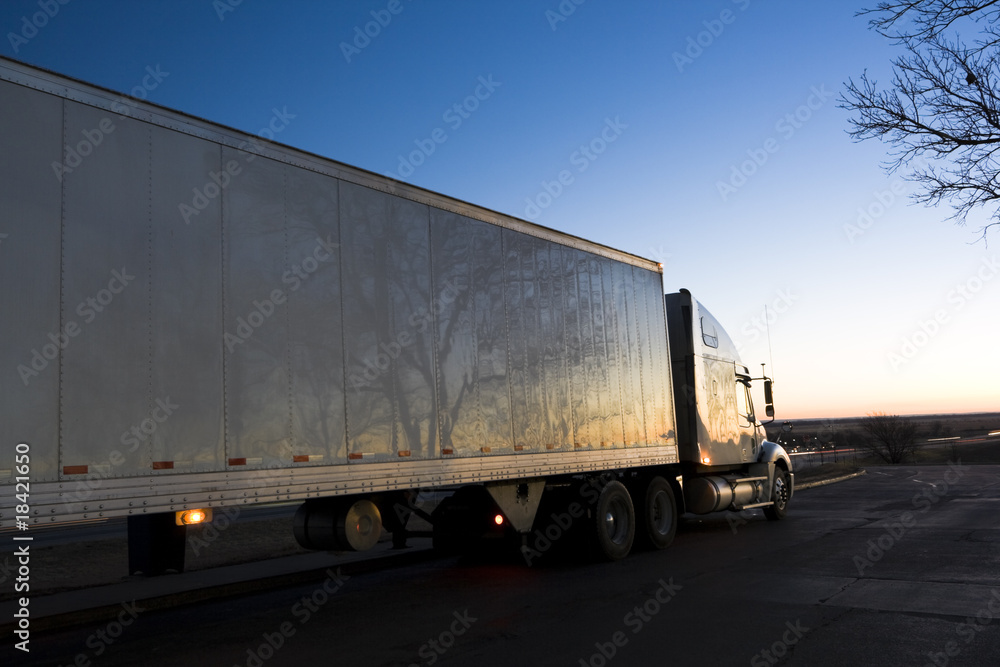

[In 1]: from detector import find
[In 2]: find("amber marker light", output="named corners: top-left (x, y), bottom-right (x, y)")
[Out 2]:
top-left (176, 508), bottom-right (213, 526)
top-left (702, 457), bottom-right (711, 465)
top-left (494, 514), bottom-right (504, 526)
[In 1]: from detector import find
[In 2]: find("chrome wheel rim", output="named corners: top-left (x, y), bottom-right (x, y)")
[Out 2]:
top-left (604, 497), bottom-right (630, 545)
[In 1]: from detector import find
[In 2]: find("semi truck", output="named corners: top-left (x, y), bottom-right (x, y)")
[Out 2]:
top-left (0, 56), bottom-right (792, 572)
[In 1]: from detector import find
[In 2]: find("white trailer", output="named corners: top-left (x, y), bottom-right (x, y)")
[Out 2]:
top-left (0, 56), bottom-right (791, 571)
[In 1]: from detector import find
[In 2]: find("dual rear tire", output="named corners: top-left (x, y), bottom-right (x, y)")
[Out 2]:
top-left (637, 476), bottom-right (678, 550)
top-left (427, 475), bottom-right (680, 562)
top-left (590, 476), bottom-right (678, 561)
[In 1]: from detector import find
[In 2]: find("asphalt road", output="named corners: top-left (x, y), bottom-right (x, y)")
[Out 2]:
top-left (11, 464), bottom-right (1000, 667)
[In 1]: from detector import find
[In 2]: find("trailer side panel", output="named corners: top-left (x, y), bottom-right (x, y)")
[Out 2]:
top-left (0, 60), bottom-right (677, 527)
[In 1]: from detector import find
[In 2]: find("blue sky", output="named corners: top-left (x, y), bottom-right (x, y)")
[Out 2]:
top-left (3, 0), bottom-right (997, 418)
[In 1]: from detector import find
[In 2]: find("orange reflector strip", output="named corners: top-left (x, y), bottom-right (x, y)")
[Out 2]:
top-left (152, 461), bottom-right (174, 470)
top-left (348, 453), bottom-right (363, 460)
top-left (398, 450), bottom-right (411, 457)
top-left (574, 443), bottom-right (583, 448)
top-left (442, 448), bottom-right (454, 455)
top-left (228, 458), bottom-right (247, 466)
top-left (293, 455), bottom-right (310, 463)
top-left (545, 444), bottom-right (554, 450)
top-left (514, 445), bottom-right (524, 451)
top-left (480, 446), bottom-right (491, 453)
top-left (63, 465), bottom-right (88, 475)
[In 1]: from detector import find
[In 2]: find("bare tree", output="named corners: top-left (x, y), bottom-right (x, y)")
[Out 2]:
top-left (859, 412), bottom-right (919, 463)
top-left (841, 1), bottom-right (1000, 241)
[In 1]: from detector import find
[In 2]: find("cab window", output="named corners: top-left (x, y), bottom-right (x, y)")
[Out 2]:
top-left (736, 380), bottom-right (754, 427)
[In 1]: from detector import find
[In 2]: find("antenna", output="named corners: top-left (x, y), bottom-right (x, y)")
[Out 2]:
top-left (764, 304), bottom-right (775, 382)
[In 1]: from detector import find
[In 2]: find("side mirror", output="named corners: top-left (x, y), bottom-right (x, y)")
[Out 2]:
top-left (764, 379), bottom-right (774, 417)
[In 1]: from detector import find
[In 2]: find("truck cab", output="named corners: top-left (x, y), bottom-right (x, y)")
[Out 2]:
top-left (664, 289), bottom-right (792, 518)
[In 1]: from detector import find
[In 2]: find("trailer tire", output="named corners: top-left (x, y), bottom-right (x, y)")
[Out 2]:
top-left (764, 466), bottom-right (790, 521)
top-left (591, 481), bottom-right (635, 561)
top-left (637, 476), bottom-right (677, 550)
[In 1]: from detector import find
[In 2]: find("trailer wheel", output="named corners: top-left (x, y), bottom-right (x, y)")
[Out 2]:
top-left (764, 467), bottom-right (790, 521)
top-left (637, 477), bottom-right (677, 550)
top-left (591, 481), bottom-right (635, 561)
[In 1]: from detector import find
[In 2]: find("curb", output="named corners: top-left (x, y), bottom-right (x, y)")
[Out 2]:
top-left (0, 546), bottom-right (442, 636)
top-left (797, 469), bottom-right (867, 490)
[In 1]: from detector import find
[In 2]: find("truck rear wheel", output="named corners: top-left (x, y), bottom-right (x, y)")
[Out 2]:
top-left (591, 481), bottom-right (635, 561)
top-left (763, 467), bottom-right (790, 521)
top-left (636, 476), bottom-right (677, 550)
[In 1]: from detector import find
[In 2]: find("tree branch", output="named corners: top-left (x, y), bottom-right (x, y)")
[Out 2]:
top-left (843, 5), bottom-right (1000, 240)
